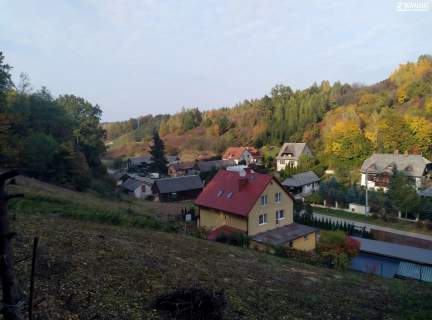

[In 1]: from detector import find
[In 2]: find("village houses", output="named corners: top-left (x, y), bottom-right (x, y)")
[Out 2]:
top-left (276, 143), bottom-right (312, 171)
top-left (195, 169), bottom-right (317, 251)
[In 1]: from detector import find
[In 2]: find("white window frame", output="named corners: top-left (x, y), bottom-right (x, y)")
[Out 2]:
top-left (260, 195), bottom-right (268, 206)
top-left (276, 210), bottom-right (285, 221)
top-left (275, 192), bottom-right (281, 204)
top-left (259, 213), bottom-right (268, 225)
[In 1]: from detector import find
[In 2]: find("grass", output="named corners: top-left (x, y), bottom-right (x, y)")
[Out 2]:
top-left (313, 206), bottom-right (432, 235)
top-left (4, 176), bottom-right (432, 319)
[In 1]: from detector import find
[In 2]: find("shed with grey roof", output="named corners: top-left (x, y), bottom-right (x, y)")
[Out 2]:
top-left (282, 171), bottom-right (320, 196)
top-left (251, 223), bottom-right (317, 252)
top-left (152, 175), bottom-right (203, 202)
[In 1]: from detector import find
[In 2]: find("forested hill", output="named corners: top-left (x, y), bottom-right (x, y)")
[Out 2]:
top-left (105, 55), bottom-right (432, 180)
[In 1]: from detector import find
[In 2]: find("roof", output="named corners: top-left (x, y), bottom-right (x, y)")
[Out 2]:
top-left (222, 147), bottom-right (248, 160)
top-left (252, 223), bottom-right (318, 245)
top-left (276, 143), bottom-right (309, 160)
top-left (122, 178), bottom-right (144, 192)
top-left (154, 175), bottom-right (203, 194)
top-left (127, 174), bottom-right (154, 186)
top-left (128, 156), bottom-right (152, 166)
top-left (169, 161), bottom-right (196, 171)
top-left (128, 155), bottom-right (179, 166)
top-left (166, 155), bottom-right (180, 164)
top-left (360, 154), bottom-right (431, 177)
top-left (246, 147), bottom-right (262, 158)
top-left (353, 237), bottom-right (432, 266)
top-left (419, 187), bottom-right (432, 197)
top-left (195, 159), bottom-right (236, 173)
top-left (195, 170), bottom-right (293, 217)
top-left (282, 171), bottom-right (320, 187)
top-left (111, 171), bottom-right (127, 181)
top-left (207, 225), bottom-right (245, 241)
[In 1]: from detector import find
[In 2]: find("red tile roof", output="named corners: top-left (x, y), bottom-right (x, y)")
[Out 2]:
top-left (222, 147), bottom-right (246, 160)
top-left (246, 147), bottom-right (262, 158)
top-left (195, 170), bottom-right (293, 217)
top-left (207, 225), bottom-right (245, 241)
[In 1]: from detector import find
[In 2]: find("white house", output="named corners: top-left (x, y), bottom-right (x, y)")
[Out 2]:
top-left (360, 153), bottom-right (432, 191)
top-left (276, 143), bottom-right (312, 171)
top-left (122, 178), bottom-right (154, 198)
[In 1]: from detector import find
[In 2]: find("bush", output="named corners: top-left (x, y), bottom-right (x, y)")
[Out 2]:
top-left (215, 232), bottom-right (250, 247)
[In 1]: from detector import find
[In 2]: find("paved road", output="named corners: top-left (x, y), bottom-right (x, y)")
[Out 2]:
top-left (313, 212), bottom-right (432, 242)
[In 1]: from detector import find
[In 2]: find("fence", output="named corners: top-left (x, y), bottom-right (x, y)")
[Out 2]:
top-left (294, 213), bottom-right (372, 238)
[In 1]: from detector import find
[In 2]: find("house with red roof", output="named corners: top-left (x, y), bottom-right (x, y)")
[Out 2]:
top-left (222, 147), bottom-right (262, 165)
top-left (195, 170), bottom-right (317, 251)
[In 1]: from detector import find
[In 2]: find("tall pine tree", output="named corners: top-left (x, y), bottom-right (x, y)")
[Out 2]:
top-left (149, 130), bottom-right (168, 174)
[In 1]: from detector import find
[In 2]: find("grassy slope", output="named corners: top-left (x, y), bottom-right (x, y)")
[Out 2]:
top-left (5, 179), bottom-right (432, 319)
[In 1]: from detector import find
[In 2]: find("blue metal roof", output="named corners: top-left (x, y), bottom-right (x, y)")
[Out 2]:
top-left (352, 237), bottom-right (432, 266)
top-left (397, 262), bottom-right (432, 282)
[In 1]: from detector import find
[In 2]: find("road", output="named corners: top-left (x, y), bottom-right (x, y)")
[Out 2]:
top-left (313, 212), bottom-right (432, 242)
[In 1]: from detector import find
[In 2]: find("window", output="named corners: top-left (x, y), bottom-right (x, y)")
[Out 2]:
top-left (274, 192), bottom-right (281, 203)
top-left (227, 192), bottom-right (233, 199)
top-left (276, 210), bottom-right (284, 220)
top-left (260, 195), bottom-right (268, 206)
top-left (280, 160), bottom-right (285, 164)
top-left (259, 213), bottom-right (267, 225)
top-left (217, 190), bottom-right (224, 197)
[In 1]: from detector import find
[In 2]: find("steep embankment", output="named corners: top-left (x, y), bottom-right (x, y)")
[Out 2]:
top-left (5, 178), bottom-right (432, 319)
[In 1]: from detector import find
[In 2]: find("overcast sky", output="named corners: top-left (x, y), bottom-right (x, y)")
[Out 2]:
top-left (1, 0), bottom-right (431, 121)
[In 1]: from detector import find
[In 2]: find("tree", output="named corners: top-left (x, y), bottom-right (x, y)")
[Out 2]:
top-left (56, 95), bottom-right (106, 169)
top-left (149, 130), bottom-right (168, 174)
top-left (22, 133), bottom-right (57, 179)
top-left (388, 170), bottom-right (420, 219)
top-left (0, 52), bottom-right (13, 106)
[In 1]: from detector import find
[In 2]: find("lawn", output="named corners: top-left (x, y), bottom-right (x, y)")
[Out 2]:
top-left (313, 206), bottom-right (432, 235)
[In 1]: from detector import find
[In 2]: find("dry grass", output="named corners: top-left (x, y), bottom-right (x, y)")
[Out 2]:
top-left (3, 178), bottom-right (432, 319)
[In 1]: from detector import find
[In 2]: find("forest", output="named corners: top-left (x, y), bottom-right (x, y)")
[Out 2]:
top-left (105, 54), bottom-right (432, 184)
top-left (0, 52), bottom-right (109, 191)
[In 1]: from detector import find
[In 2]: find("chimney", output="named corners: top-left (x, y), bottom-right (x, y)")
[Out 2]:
top-left (394, 149), bottom-right (399, 155)
top-left (238, 170), bottom-right (248, 191)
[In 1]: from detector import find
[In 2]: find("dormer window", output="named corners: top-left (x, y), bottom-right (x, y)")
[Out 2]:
top-left (227, 192), bottom-right (233, 199)
top-left (217, 190), bottom-right (224, 197)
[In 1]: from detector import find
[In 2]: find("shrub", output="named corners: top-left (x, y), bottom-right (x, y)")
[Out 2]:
top-left (215, 232), bottom-right (250, 247)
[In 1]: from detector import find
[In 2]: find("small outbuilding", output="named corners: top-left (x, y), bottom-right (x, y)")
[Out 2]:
top-left (122, 178), bottom-right (153, 199)
top-left (152, 175), bottom-right (203, 202)
top-left (282, 171), bottom-right (320, 197)
top-left (250, 223), bottom-right (318, 252)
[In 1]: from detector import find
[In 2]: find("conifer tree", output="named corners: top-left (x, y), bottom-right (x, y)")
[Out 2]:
top-left (149, 130), bottom-right (168, 175)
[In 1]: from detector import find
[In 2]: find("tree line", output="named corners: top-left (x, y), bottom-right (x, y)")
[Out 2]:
top-left (0, 52), bottom-right (107, 191)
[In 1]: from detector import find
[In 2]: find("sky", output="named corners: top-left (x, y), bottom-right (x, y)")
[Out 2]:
top-left (1, 0), bottom-right (432, 122)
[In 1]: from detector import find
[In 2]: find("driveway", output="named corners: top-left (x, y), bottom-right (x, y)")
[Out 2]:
top-left (313, 212), bottom-right (432, 242)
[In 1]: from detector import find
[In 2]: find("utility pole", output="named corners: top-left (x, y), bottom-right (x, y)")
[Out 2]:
top-left (0, 169), bottom-right (24, 320)
top-left (365, 172), bottom-right (369, 216)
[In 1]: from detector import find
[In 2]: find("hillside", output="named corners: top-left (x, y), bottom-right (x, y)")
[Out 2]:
top-left (105, 55), bottom-right (432, 182)
top-left (5, 178), bottom-right (432, 319)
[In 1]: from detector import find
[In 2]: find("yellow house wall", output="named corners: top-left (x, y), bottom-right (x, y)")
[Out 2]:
top-left (290, 232), bottom-right (316, 251)
top-left (199, 207), bottom-right (247, 232)
top-left (247, 180), bottom-right (294, 236)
